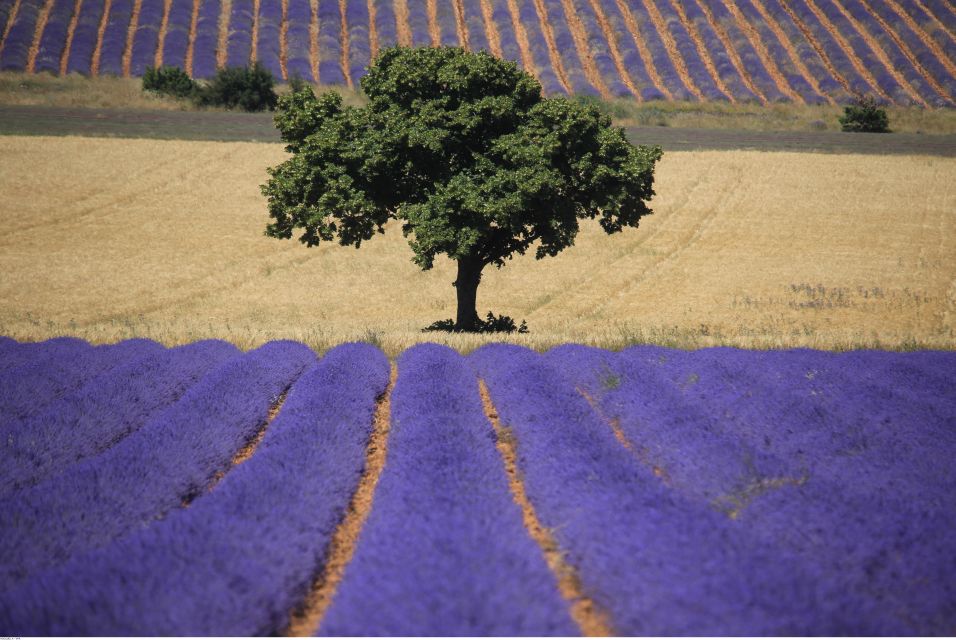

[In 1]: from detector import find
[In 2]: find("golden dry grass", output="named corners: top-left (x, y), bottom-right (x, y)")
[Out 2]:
top-left (0, 135), bottom-right (953, 355)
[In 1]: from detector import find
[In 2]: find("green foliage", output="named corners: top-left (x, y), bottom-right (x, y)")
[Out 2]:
top-left (262, 46), bottom-right (662, 330)
top-left (423, 312), bottom-right (529, 334)
top-left (839, 94), bottom-right (890, 133)
top-left (195, 62), bottom-right (278, 112)
top-left (142, 65), bottom-right (197, 99)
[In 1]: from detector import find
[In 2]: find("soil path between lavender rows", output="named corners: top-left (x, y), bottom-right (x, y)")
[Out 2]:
top-left (2, 104), bottom-right (955, 156)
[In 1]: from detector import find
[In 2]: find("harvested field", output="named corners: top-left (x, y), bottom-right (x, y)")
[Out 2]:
top-left (0, 338), bottom-right (954, 634)
top-left (0, 134), bottom-right (953, 353)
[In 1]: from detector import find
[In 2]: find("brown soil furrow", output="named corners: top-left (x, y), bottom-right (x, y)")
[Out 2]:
top-left (0, 0), bottom-right (23, 59)
top-left (155, 0), bottom-right (173, 67)
top-left (558, 0), bottom-right (611, 98)
top-left (283, 365), bottom-right (396, 637)
top-left (855, 0), bottom-right (950, 102)
top-left (184, 0), bottom-right (200, 75)
top-left (477, 0), bottom-right (502, 58)
top-left (121, 0), bottom-right (142, 76)
top-left (309, 0), bottom-right (318, 80)
top-left (884, 0), bottom-right (956, 79)
top-left (367, 0), bottom-right (377, 58)
top-left (528, 0), bottom-right (572, 93)
top-left (216, 0), bottom-right (231, 69)
top-left (339, 0), bottom-right (351, 87)
top-left (827, 0), bottom-right (926, 105)
top-left (426, 0), bottom-right (440, 45)
top-left (453, 0), bottom-right (469, 49)
top-left (279, 0), bottom-right (288, 79)
top-left (773, 0), bottom-right (853, 95)
top-left (394, 0), bottom-right (412, 46)
top-left (90, 0), bottom-right (112, 75)
top-left (480, 380), bottom-right (615, 637)
top-left (185, 390), bottom-right (291, 506)
top-left (586, 0), bottom-right (639, 98)
top-left (25, 0), bottom-right (55, 73)
top-left (58, 0), bottom-right (83, 75)
top-left (640, 0), bottom-right (704, 99)
top-left (743, 0), bottom-right (833, 103)
top-left (249, 0), bottom-right (260, 63)
top-left (800, 0), bottom-right (891, 100)
top-left (613, 0), bottom-right (671, 98)
top-left (506, 0), bottom-right (538, 78)
top-left (697, 0), bottom-right (768, 103)
top-left (669, 0), bottom-right (735, 102)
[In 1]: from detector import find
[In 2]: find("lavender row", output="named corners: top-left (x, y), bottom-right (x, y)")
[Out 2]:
top-left (539, 0), bottom-right (600, 95)
top-left (679, 0), bottom-right (762, 101)
top-left (63, 0), bottom-right (103, 74)
top-left (487, 0), bottom-right (524, 67)
top-left (614, 0), bottom-right (696, 99)
top-left (345, 0), bottom-right (372, 83)
top-left (286, 0), bottom-right (313, 80)
top-left (841, 0), bottom-right (952, 105)
top-left (405, 0), bottom-right (432, 47)
top-left (317, 0), bottom-right (344, 84)
top-left (129, 0), bottom-right (163, 74)
top-left (225, 0), bottom-right (254, 67)
top-left (0, 339), bottom-right (238, 497)
top-left (161, 0), bottom-right (194, 70)
top-left (867, 0), bottom-right (956, 101)
top-left (731, 0), bottom-right (836, 103)
top-left (0, 338), bottom-right (163, 427)
top-left (460, 0), bottom-right (489, 53)
top-left (33, 0), bottom-right (72, 73)
top-left (513, 0), bottom-right (566, 95)
top-left (471, 344), bottom-right (895, 634)
top-left (96, 0), bottom-right (132, 75)
top-left (899, 0), bottom-right (956, 64)
top-left (256, 0), bottom-right (283, 78)
top-left (321, 344), bottom-right (575, 635)
top-left (591, 346), bottom-right (955, 632)
top-left (433, 0), bottom-right (459, 46)
top-left (698, 0), bottom-right (789, 102)
top-left (0, 343), bottom-right (389, 635)
top-left (571, 0), bottom-right (634, 97)
top-left (372, 0), bottom-right (398, 51)
top-left (0, 0), bottom-right (43, 71)
top-left (0, 336), bottom-right (88, 375)
top-left (0, 341), bottom-right (314, 587)
top-left (648, 0), bottom-right (730, 100)
top-left (190, 0), bottom-right (219, 77)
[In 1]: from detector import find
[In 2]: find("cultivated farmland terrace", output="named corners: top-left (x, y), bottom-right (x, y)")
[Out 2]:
top-left (0, 337), bottom-right (953, 634)
top-left (0, 0), bottom-right (955, 106)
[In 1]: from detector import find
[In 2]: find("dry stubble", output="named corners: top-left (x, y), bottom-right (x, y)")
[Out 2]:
top-left (0, 135), bottom-right (953, 353)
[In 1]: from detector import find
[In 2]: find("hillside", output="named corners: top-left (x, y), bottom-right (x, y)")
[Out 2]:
top-left (0, 0), bottom-right (954, 107)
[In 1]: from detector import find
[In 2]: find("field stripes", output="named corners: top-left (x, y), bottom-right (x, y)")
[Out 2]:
top-left (0, 338), bottom-right (954, 633)
top-left (1, 0), bottom-right (953, 105)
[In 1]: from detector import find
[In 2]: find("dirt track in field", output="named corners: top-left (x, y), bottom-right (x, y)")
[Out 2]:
top-left (2, 104), bottom-right (955, 155)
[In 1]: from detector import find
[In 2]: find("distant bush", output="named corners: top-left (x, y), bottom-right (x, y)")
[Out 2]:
top-left (839, 94), bottom-right (890, 133)
top-left (142, 66), bottom-right (197, 100)
top-left (194, 62), bottom-right (278, 112)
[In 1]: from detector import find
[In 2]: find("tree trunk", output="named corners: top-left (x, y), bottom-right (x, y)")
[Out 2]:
top-left (454, 257), bottom-right (483, 331)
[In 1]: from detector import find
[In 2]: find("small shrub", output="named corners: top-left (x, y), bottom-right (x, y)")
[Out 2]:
top-left (142, 65), bottom-right (197, 99)
top-left (839, 94), bottom-right (890, 133)
top-left (195, 62), bottom-right (278, 112)
top-left (423, 311), bottom-right (529, 334)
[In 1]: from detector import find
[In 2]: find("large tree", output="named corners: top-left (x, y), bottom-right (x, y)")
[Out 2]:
top-left (262, 46), bottom-right (662, 331)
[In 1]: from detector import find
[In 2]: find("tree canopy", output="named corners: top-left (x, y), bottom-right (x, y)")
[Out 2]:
top-left (262, 46), bottom-right (662, 331)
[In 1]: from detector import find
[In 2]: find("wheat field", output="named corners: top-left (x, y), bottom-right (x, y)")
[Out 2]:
top-left (0, 135), bottom-right (953, 354)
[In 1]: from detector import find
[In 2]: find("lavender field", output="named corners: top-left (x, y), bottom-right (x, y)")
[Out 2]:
top-left (0, 0), bottom-right (954, 106)
top-left (0, 335), bottom-right (954, 635)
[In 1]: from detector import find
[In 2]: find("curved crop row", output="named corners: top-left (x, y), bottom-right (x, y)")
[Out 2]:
top-left (159, 0), bottom-right (193, 69)
top-left (189, 0), bottom-right (218, 76)
top-left (0, 341), bottom-right (315, 587)
top-left (0, 339), bottom-right (238, 496)
top-left (320, 344), bottom-right (575, 635)
top-left (32, 0), bottom-right (73, 73)
top-left (255, 0), bottom-right (282, 77)
top-left (0, 338), bottom-right (163, 427)
top-left (0, 342), bottom-right (390, 636)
